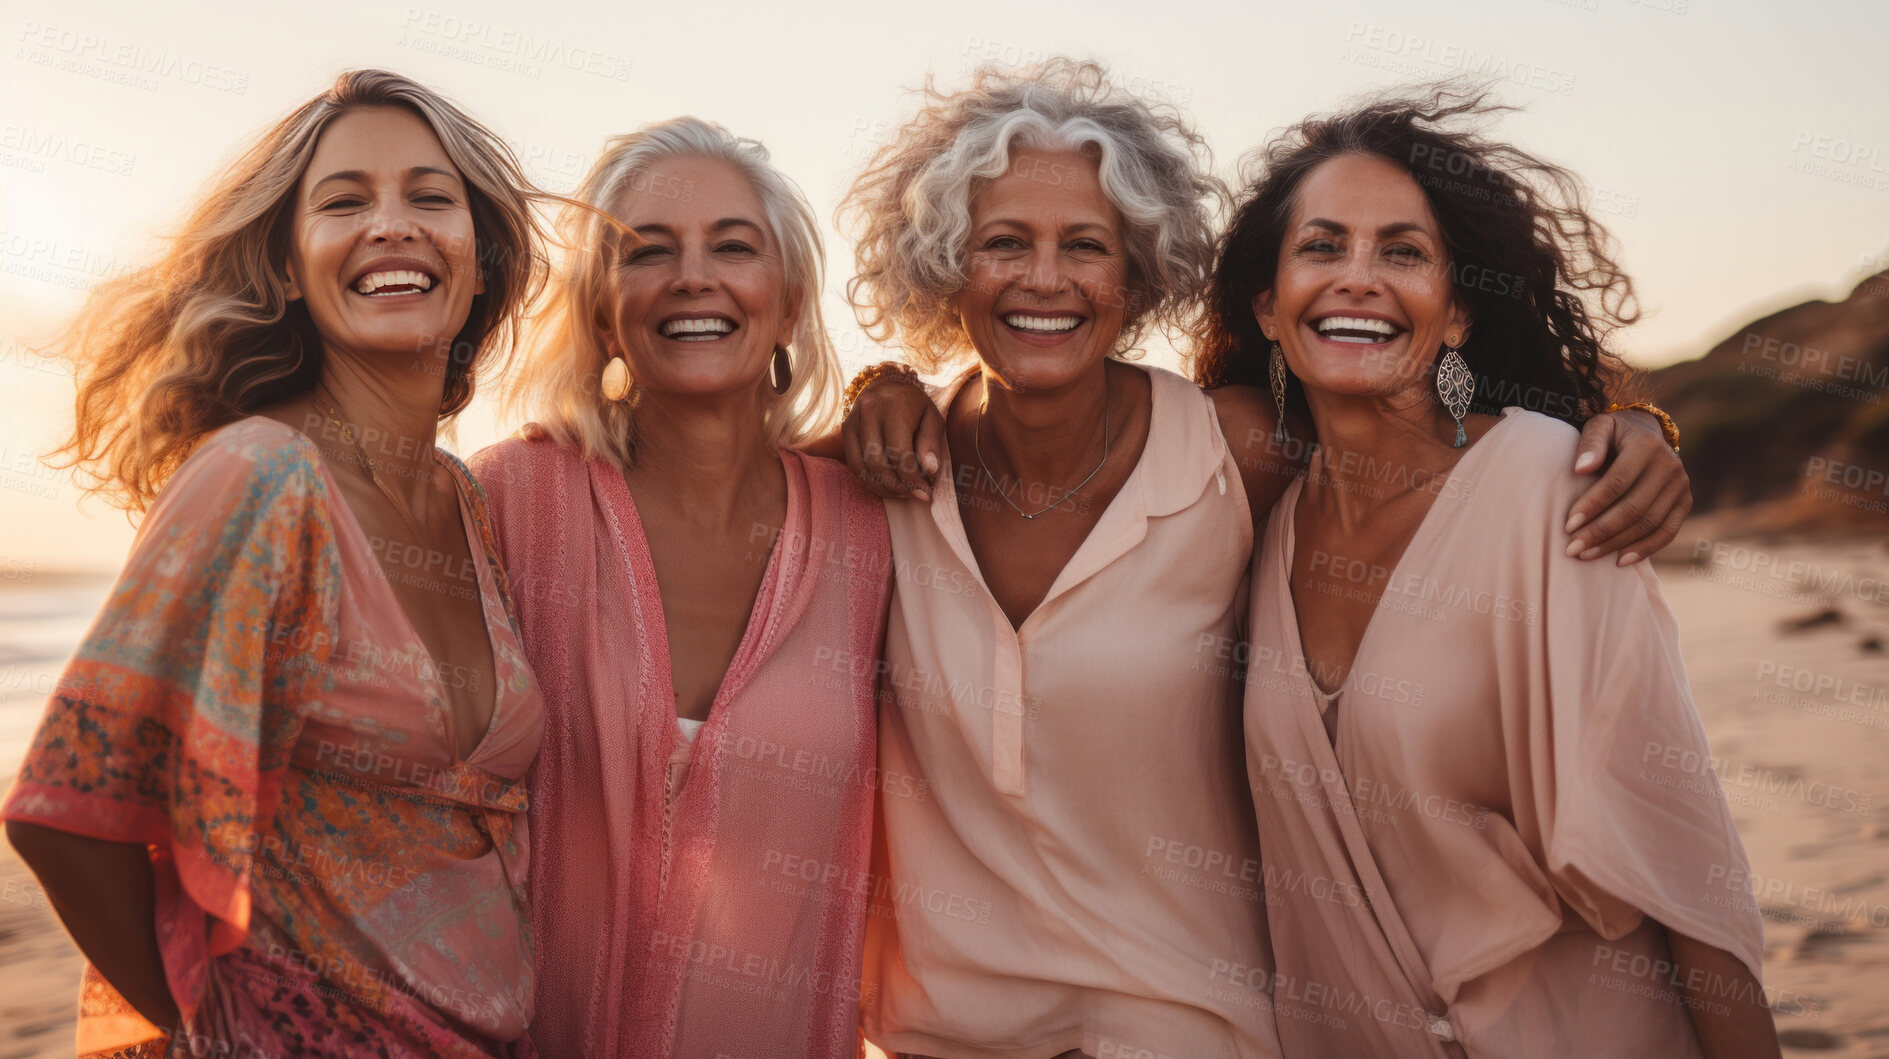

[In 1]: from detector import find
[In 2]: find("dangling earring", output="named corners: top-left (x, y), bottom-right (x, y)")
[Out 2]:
top-left (770, 345), bottom-right (792, 395)
top-left (601, 356), bottom-right (632, 402)
top-left (1268, 342), bottom-right (1289, 443)
top-left (1435, 342), bottom-right (1473, 448)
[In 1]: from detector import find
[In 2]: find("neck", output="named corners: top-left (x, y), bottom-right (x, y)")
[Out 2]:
top-left (306, 352), bottom-right (446, 510)
top-left (622, 385), bottom-right (781, 530)
top-left (1299, 388), bottom-right (1459, 527)
top-left (975, 360), bottom-right (1115, 487)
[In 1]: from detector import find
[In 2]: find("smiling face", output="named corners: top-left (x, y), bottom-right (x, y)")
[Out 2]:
top-left (284, 106), bottom-right (484, 364)
top-left (1254, 151), bottom-right (1470, 404)
top-left (597, 155), bottom-right (795, 402)
top-left (954, 145), bottom-right (1130, 391)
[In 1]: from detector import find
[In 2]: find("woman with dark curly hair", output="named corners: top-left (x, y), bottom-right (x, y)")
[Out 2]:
top-left (1215, 91), bottom-right (1777, 1057)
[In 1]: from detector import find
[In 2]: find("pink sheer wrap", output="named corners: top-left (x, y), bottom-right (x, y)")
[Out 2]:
top-left (471, 434), bottom-right (891, 1058)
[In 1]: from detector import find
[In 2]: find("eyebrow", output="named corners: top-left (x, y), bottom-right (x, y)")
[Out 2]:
top-left (981, 218), bottom-right (1116, 236)
top-left (310, 165), bottom-right (463, 192)
top-left (629, 218), bottom-right (767, 238)
top-left (1302, 217), bottom-right (1432, 239)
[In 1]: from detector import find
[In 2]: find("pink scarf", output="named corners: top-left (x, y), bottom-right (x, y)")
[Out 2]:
top-left (470, 435), bottom-right (891, 1058)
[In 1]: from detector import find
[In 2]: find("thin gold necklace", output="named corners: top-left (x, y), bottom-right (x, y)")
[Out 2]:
top-left (974, 373), bottom-right (1111, 520)
top-left (312, 385), bottom-right (434, 543)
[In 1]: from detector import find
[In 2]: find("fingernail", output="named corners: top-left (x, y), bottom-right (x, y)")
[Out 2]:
top-left (1574, 452), bottom-right (1598, 473)
top-left (1578, 547), bottom-right (1600, 561)
top-left (1564, 538), bottom-right (1585, 558)
top-left (923, 454), bottom-right (939, 474)
top-left (914, 488), bottom-right (931, 503)
top-left (1618, 552), bottom-right (1640, 567)
top-left (1564, 512), bottom-right (1587, 534)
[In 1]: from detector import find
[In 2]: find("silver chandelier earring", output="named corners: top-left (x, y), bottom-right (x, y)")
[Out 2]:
top-left (1269, 342), bottom-right (1288, 442)
top-left (1436, 343), bottom-right (1473, 448)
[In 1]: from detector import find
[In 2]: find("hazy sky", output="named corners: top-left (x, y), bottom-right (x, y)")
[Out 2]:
top-left (2, 0), bottom-right (1884, 569)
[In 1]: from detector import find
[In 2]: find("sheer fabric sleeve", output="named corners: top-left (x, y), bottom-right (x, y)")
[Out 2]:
top-left (2, 424), bottom-right (341, 1040)
top-left (1522, 470), bottom-right (1765, 982)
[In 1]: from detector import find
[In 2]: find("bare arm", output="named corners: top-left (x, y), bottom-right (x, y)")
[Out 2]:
top-left (839, 373), bottom-right (946, 502)
top-left (1567, 408), bottom-right (1692, 565)
top-left (5, 820), bottom-right (178, 1029)
top-left (1205, 384), bottom-right (1299, 526)
top-left (1665, 927), bottom-right (1780, 1059)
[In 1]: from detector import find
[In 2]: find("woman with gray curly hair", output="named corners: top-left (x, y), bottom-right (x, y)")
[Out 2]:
top-left (839, 61), bottom-right (1691, 1058)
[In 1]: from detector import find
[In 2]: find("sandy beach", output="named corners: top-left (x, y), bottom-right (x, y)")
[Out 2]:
top-left (2, 535), bottom-right (1886, 1057)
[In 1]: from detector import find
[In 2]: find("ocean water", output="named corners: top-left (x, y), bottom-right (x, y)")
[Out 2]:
top-left (0, 573), bottom-right (112, 777)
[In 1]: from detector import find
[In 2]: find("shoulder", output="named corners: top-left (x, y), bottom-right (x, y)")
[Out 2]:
top-left (1472, 410), bottom-right (1586, 518)
top-left (791, 450), bottom-right (890, 536)
top-left (467, 428), bottom-right (586, 498)
top-left (156, 417), bottom-right (329, 525)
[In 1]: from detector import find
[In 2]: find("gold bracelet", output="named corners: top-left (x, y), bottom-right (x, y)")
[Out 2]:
top-left (1606, 401), bottom-right (1680, 455)
top-left (843, 361), bottom-right (923, 417)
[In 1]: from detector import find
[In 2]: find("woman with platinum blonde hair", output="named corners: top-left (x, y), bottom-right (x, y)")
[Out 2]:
top-left (471, 116), bottom-right (891, 1058)
top-left (5, 69), bottom-right (548, 1057)
top-left (839, 61), bottom-right (1693, 1058)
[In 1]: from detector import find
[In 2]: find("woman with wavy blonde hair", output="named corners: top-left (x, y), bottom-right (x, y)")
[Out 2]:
top-left (5, 69), bottom-right (549, 1057)
top-left (471, 117), bottom-right (891, 1058)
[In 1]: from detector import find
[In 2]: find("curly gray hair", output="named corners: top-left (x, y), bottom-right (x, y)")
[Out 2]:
top-left (840, 58), bottom-right (1224, 373)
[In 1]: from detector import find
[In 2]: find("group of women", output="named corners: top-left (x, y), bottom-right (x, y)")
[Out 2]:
top-left (2, 59), bottom-right (1776, 1058)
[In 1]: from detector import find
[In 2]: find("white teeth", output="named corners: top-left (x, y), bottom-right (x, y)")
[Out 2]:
top-left (353, 269), bottom-right (435, 295)
top-left (661, 317), bottom-right (736, 337)
top-left (1003, 313), bottom-right (1081, 333)
top-left (1314, 315), bottom-right (1398, 343)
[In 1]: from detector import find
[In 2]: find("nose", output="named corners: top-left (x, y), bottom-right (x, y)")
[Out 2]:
top-left (362, 201), bottom-right (423, 245)
top-left (1016, 240), bottom-right (1068, 298)
top-left (670, 242), bottom-right (718, 296)
top-left (1332, 242), bottom-right (1383, 298)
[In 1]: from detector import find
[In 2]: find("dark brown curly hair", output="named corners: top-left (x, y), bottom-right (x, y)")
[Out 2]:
top-left (1192, 84), bottom-right (1638, 430)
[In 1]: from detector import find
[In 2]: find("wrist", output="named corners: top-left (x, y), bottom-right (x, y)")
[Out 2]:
top-left (843, 361), bottom-right (923, 418)
top-left (1606, 401), bottom-right (1680, 455)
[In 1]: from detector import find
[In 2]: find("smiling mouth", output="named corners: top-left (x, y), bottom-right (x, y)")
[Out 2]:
top-left (352, 269), bottom-right (436, 297)
top-left (659, 317), bottom-right (737, 341)
top-left (1002, 313), bottom-right (1083, 334)
top-left (1312, 315), bottom-right (1404, 345)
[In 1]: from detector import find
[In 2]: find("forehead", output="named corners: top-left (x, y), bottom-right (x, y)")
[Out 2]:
top-left (304, 106), bottom-right (458, 182)
top-left (970, 145), bottom-right (1119, 229)
top-left (1289, 152), bottom-right (1438, 232)
top-left (610, 154), bottom-right (765, 229)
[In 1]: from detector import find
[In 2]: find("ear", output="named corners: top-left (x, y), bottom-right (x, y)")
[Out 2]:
top-left (474, 265), bottom-right (486, 296)
top-left (283, 262), bottom-right (303, 303)
top-left (1445, 297), bottom-right (1473, 348)
top-left (775, 290), bottom-right (802, 350)
top-left (1251, 288), bottom-right (1280, 340)
top-left (593, 304), bottom-right (617, 355)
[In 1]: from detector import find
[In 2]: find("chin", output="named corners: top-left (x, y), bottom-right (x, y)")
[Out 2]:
top-left (984, 346), bottom-right (1103, 391)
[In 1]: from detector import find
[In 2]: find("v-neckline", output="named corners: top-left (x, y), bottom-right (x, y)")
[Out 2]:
top-left (309, 444), bottom-right (506, 764)
top-left (929, 364), bottom-right (1158, 635)
top-left (605, 449), bottom-right (796, 738)
top-left (1281, 409), bottom-right (1517, 708)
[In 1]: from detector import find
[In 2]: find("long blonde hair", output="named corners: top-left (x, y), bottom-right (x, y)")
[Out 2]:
top-left (510, 117), bottom-right (840, 468)
top-left (55, 68), bottom-right (546, 512)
